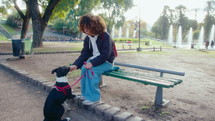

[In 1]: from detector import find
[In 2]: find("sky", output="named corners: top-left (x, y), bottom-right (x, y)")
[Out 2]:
top-left (124, 0), bottom-right (209, 26)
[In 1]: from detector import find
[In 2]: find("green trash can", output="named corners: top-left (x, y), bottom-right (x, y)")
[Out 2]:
top-left (12, 39), bottom-right (23, 56)
top-left (24, 38), bottom-right (33, 54)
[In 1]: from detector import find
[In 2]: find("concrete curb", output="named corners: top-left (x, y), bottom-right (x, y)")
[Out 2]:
top-left (0, 62), bottom-right (145, 121)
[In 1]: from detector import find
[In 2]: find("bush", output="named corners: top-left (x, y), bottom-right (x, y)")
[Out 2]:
top-left (52, 19), bottom-right (67, 32)
top-left (6, 14), bottom-right (22, 28)
top-left (113, 38), bottom-right (139, 42)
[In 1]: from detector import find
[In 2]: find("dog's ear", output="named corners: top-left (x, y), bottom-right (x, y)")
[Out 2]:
top-left (51, 68), bottom-right (57, 74)
top-left (51, 66), bottom-right (70, 77)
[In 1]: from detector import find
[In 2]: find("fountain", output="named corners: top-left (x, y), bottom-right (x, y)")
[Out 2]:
top-left (111, 25), bottom-right (115, 39)
top-left (126, 28), bottom-right (129, 38)
top-left (118, 27), bottom-right (122, 38)
top-left (176, 26), bottom-right (182, 47)
top-left (197, 26), bottom-right (204, 49)
top-left (168, 25), bottom-right (173, 45)
top-left (187, 27), bottom-right (193, 49)
top-left (133, 30), bottom-right (136, 38)
top-left (209, 24), bottom-right (215, 48)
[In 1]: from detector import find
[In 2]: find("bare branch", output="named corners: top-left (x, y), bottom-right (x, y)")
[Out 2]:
top-left (13, 0), bottom-right (25, 19)
top-left (42, 0), bottom-right (60, 25)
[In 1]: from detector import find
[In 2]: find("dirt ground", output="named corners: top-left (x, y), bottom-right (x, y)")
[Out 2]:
top-left (0, 67), bottom-right (45, 121)
top-left (0, 61), bottom-right (106, 121)
top-left (1, 45), bottom-right (215, 121)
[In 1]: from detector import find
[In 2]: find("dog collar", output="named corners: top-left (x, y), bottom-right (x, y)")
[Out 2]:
top-left (56, 76), bottom-right (68, 83)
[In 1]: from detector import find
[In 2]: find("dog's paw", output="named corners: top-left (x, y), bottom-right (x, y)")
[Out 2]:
top-left (63, 101), bottom-right (71, 111)
top-left (70, 94), bottom-right (76, 99)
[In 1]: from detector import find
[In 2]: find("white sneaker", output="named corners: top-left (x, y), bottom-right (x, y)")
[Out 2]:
top-left (79, 96), bottom-right (85, 100)
top-left (65, 117), bottom-right (71, 121)
top-left (82, 100), bottom-right (100, 105)
top-left (75, 95), bottom-right (85, 100)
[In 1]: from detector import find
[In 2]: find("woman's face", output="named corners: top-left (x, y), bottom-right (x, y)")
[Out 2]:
top-left (84, 28), bottom-right (95, 36)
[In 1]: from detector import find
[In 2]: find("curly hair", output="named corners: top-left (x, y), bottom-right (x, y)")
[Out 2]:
top-left (78, 14), bottom-right (106, 35)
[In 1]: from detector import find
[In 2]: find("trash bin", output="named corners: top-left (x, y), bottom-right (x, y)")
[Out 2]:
top-left (191, 44), bottom-right (195, 49)
top-left (24, 38), bottom-right (33, 54)
top-left (145, 41), bottom-right (149, 46)
top-left (12, 39), bottom-right (23, 56)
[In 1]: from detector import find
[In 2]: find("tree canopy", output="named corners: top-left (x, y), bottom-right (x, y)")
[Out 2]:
top-left (1, 0), bottom-right (133, 47)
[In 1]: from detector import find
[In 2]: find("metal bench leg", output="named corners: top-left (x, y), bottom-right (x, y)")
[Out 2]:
top-left (99, 75), bottom-right (107, 88)
top-left (155, 86), bottom-right (169, 107)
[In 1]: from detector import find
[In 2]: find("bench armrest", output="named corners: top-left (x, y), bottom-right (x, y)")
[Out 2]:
top-left (114, 62), bottom-right (185, 76)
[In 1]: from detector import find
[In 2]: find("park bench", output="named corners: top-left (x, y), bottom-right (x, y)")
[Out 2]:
top-left (101, 62), bottom-right (185, 107)
top-left (152, 45), bottom-right (162, 51)
top-left (122, 41), bottom-right (132, 49)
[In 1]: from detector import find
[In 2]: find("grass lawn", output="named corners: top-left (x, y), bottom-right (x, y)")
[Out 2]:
top-left (32, 41), bottom-right (172, 53)
top-left (0, 24), bottom-right (17, 35)
top-left (0, 34), bottom-right (10, 42)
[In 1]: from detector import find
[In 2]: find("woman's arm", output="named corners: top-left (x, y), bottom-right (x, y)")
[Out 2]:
top-left (72, 37), bottom-right (92, 69)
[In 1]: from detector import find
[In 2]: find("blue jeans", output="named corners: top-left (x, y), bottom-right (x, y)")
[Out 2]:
top-left (80, 62), bottom-right (112, 102)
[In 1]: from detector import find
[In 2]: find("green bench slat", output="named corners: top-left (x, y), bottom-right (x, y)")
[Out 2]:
top-left (107, 70), bottom-right (174, 85)
top-left (112, 69), bottom-right (182, 85)
top-left (103, 72), bottom-right (173, 88)
top-left (103, 69), bottom-right (182, 88)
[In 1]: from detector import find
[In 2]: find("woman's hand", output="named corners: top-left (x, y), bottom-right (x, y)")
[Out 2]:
top-left (84, 62), bottom-right (93, 69)
top-left (69, 65), bottom-right (77, 71)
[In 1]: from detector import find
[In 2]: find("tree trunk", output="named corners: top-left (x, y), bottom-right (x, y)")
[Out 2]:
top-left (30, 0), bottom-right (60, 48)
top-left (30, 0), bottom-right (43, 47)
top-left (20, 16), bottom-right (30, 39)
top-left (32, 22), bottom-right (45, 47)
top-left (13, 0), bottom-right (31, 40)
top-left (20, 1), bottom-right (31, 39)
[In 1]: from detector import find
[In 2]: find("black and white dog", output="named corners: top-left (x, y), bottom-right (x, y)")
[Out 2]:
top-left (43, 66), bottom-right (76, 121)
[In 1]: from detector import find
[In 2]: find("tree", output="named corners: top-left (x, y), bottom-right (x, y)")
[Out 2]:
top-left (2, 0), bottom-right (79, 47)
top-left (2, 0), bottom-right (132, 47)
top-left (151, 6), bottom-right (170, 40)
top-left (64, 0), bottom-right (100, 37)
top-left (30, 0), bottom-right (79, 47)
top-left (2, 0), bottom-right (31, 40)
top-left (14, 0), bottom-right (31, 40)
top-left (53, 0), bottom-right (133, 37)
top-left (175, 5), bottom-right (190, 39)
top-left (204, 0), bottom-right (215, 41)
top-left (97, 0), bottom-right (133, 33)
top-left (0, 5), bottom-right (7, 15)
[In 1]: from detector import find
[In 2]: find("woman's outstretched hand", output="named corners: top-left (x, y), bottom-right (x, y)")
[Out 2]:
top-left (69, 65), bottom-right (77, 71)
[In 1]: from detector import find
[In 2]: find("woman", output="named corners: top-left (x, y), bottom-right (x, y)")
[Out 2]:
top-left (70, 14), bottom-right (116, 105)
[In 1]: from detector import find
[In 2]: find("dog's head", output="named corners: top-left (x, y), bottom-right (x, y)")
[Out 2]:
top-left (51, 66), bottom-right (70, 77)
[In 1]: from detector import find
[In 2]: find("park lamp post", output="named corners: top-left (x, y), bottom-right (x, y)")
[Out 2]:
top-left (136, 1), bottom-right (142, 51)
top-left (63, 26), bottom-right (66, 35)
